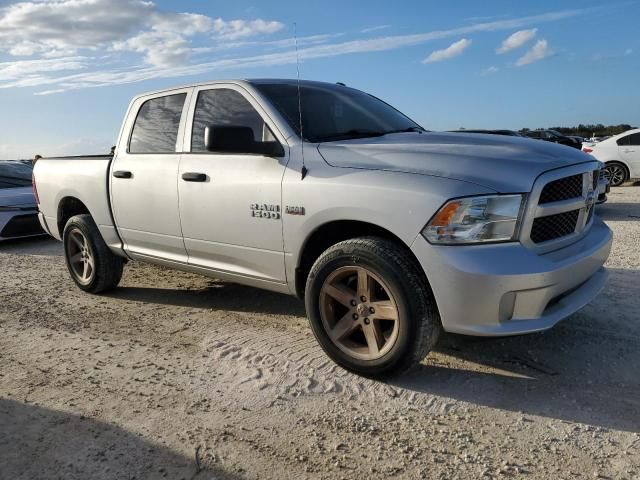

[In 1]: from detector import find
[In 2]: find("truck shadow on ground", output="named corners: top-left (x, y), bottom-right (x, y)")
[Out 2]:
top-left (108, 280), bottom-right (307, 317)
top-left (393, 266), bottom-right (640, 433)
top-left (395, 327), bottom-right (640, 433)
top-left (0, 398), bottom-right (240, 480)
top-left (598, 202), bottom-right (640, 221)
top-left (0, 235), bottom-right (62, 255)
top-left (107, 268), bottom-right (640, 433)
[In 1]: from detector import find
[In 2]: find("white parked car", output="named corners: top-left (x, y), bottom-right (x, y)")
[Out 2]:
top-left (583, 129), bottom-right (640, 186)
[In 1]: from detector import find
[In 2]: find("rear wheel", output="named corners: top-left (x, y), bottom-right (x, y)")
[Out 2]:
top-left (63, 214), bottom-right (123, 293)
top-left (604, 162), bottom-right (628, 187)
top-left (305, 237), bottom-right (441, 378)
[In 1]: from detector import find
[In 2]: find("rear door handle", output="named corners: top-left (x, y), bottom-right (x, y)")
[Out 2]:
top-left (182, 172), bottom-right (207, 182)
top-left (113, 170), bottom-right (132, 179)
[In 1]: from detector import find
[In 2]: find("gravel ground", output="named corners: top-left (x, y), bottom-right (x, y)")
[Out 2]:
top-left (1, 187), bottom-right (639, 480)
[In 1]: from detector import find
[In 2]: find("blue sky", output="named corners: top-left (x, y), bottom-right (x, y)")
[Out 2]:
top-left (0, 0), bottom-right (638, 158)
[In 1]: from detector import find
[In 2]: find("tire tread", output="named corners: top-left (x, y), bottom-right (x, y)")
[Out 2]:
top-left (63, 214), bottom-right (123, 294)
top-left (306, 236), bottom-right (441, 377)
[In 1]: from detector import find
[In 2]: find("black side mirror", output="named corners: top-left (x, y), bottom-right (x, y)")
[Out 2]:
top-left (204, 126), bottom-right (284, 157)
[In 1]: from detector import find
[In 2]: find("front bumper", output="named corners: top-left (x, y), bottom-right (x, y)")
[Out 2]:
top-left (411, 217), bottom-right (612, 336)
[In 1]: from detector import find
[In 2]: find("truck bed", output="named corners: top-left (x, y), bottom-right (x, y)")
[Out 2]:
top-left (33, 155), bottom-right (121, 249)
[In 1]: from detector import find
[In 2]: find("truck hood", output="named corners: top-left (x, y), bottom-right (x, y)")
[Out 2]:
top-left (317, 132), bottom-right (594, 192)
top-left (0, 187), bottom-right (36, 208)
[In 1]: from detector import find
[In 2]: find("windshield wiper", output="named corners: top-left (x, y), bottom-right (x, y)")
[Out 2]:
top-left (383, 126), bottom-right (426, 135)
top-left (315, 129), bottom-right (386, 142)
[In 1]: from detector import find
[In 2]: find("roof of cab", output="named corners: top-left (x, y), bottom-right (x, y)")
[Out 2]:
top-left (133, 78), bottom-right (345, 99)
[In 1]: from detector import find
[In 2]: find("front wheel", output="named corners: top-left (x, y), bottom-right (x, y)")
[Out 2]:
top-left (305, 237), bottom-right (441, 378)
top-left (63, 214), bottom-right (123, 293)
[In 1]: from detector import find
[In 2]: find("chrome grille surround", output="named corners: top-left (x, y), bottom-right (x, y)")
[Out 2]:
top-left (520, 161), bottom-right (601, 254)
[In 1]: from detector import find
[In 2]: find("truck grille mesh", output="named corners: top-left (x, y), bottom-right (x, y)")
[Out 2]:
top-left (538, 174), bottom-right (583, 204)
top-left (530, 209), bottom-right (580, 244)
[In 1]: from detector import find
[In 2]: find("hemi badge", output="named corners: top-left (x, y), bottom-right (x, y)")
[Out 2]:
top-left (285, 206), bottom-right (305, 216)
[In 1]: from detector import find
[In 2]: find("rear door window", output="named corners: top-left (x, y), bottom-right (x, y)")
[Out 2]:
top-left (617, 135), bottom-right (630, 146)
top-left (616, 133), bottom-right (640, 146)
top-left (627, 133), bottom-right (640, 145)
top-left (129, 93), bottom-right (187, 154)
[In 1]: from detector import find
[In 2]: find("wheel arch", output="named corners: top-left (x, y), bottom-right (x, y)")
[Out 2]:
top-left (57, 196), bottom-right (91, 237)
top-left (294, 220), bottom-right (425, 299)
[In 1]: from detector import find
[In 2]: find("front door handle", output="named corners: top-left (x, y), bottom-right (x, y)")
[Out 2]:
top-left (182, 172), bottom-right (207, 182)
top-left (113, 170), bottom-right (132, 179)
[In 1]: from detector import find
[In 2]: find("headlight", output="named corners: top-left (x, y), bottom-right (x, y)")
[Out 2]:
top-left (422, 194), bottom-right (525, 245)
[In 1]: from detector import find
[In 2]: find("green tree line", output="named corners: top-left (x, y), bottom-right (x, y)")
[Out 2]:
top-left (520, 124), bottom-right (636, 138)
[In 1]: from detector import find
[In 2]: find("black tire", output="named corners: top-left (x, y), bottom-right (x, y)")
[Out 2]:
top-left (305, 236), bottom-right (441, 378)
top-left (604, 161), bottom-right (628, 187)
top-left (63, 214), bottom-right (123, 293)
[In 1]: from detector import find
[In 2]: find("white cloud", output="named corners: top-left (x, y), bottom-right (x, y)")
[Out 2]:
top-left (151, 12), bottom-right (214, 35)
top-left (422, 38), bottom-right (472, 64)
top-left (212, 18), bottom-right (283, 40)
top-left (0, 0), bottom-right (282, 68)
top-left (0, 56), bottom-right (88, 80)
top-left (200, 33), bottom-right (344, 53)
top-left (0, 0), bottom-right (154, 55)
top-left (497, 28), bottom-right (537, 54)
top-left (481, 66), bottom-right (499, 75)
top-left (516, 39), bottom-right (551, 66)
top-left (361, 25), bottom-right (391, 34)
top-left (0, 7), bottom-right (593, 93)
top-left (112, 31), bottom-right (192, 68)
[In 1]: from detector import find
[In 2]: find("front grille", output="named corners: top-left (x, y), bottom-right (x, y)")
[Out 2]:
top-left (0, 213), bottom-right (43, 238)
top-left (530, 209), bottom-right (580, 244)
top-left (539, 174), bottom-right (583, 204)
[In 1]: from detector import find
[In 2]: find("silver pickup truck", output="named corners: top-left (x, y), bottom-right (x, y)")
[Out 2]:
top-left (34, 79), bottom-right (612, 377)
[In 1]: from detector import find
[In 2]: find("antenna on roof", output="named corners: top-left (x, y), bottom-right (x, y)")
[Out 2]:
top-left (294, 22), bottom-right (308, 180)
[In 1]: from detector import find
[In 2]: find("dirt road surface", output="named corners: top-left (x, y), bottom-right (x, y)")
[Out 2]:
top-left (1, 188), bottom-right (639, 480)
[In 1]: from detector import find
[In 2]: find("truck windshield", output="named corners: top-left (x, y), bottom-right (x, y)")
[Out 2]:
top-left (254, 82), bottom-right (424, 142)
top-left (0, 161), bottom-right (33, 189)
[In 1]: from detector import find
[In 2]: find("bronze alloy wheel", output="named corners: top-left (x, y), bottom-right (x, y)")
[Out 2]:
top-left (65, 227), bottom-right (95, 286)
top-left (319, 266), bottom-right (400, 361)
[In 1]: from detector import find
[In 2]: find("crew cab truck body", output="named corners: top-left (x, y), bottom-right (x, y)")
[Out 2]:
top-left (34, 79), bottom-right (612, 377)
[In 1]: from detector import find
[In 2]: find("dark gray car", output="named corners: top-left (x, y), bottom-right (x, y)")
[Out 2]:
top-left (0, 160), bottom-right (44, 240)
